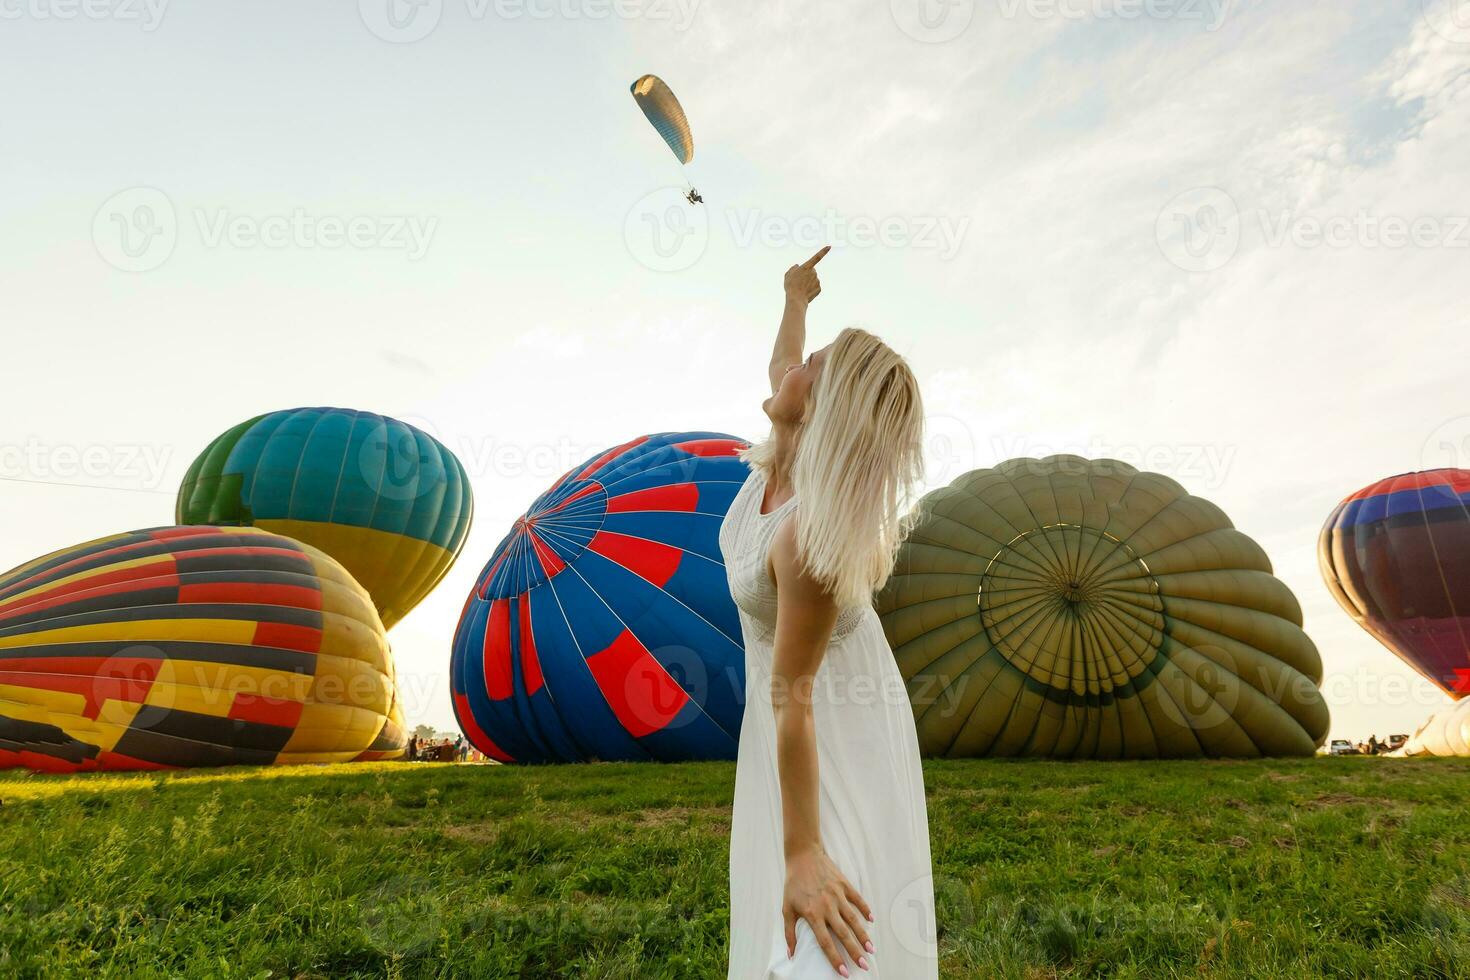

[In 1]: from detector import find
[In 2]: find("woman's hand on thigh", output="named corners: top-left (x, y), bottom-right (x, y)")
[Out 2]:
top-left (782, 848), bottom-right (874, 975)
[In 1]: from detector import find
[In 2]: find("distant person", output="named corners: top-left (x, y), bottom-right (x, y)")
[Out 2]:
top-left (721, 247), bottom-right (936, 979)
top-left (407, 734), bottom-right (418, 762)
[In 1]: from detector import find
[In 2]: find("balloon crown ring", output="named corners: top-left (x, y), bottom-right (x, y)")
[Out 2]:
top-left (976, 522), bottom-right (1165, 689)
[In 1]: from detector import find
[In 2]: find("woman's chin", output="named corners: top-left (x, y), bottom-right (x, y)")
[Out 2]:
top-left (763, 400), bottom-right (801, 427)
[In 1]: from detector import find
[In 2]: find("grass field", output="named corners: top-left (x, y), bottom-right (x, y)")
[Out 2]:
top-left (1, 758), bottom-right (1467, 979)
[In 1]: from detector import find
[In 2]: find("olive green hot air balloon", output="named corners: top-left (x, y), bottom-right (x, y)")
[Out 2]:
top-left (875, 456), bottom-right (1329, 759)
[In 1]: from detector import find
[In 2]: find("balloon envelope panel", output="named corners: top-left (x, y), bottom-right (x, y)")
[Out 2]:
top-left (451, 433), bottom-right (749, 763)
top-left (176, 407), bottom-right (473, 629)
top-left (1401, 699), bottom-right (1470, 757)
top-left (1318, 469), bottom-right (1470, 700)
top-left (0, 526), bottom-right (404, 772)
top-left (875, 456), bottom-right (1329, 759)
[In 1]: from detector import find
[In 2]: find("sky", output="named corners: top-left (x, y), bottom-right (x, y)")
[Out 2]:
top-left (1, 0), bottom-right (1467, 743)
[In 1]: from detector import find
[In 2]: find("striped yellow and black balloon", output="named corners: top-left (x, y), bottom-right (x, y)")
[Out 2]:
top-left (0, 526), bottom-right (404, 772)
top-left (876, 456), bottom-right (1330, 759)
top-left (177, 407), bottom-right (473, 630)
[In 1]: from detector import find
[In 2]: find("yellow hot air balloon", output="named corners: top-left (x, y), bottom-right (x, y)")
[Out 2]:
top-left (0, 526), bottom-right (405, 772)
top-left (875, 456), bottom-right (1330, 759)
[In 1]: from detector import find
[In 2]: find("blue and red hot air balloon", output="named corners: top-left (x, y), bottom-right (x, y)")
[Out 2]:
top-left (1319, 469), bottom-right (1470, 698)
top-left (451, 432), bottom-right (749, 763)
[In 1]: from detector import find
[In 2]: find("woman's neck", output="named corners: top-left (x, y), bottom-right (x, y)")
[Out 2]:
top-left (766, 418), bottom-right (800, 496)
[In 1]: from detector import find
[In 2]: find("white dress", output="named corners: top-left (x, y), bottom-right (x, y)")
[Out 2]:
top-left (719, 467), bottom-right (938, 980)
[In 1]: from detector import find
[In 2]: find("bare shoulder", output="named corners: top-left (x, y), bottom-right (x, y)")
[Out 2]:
top-left (768, 514), bottom-right (798, 570)
top-left (768, 515), bottom-right (833, 608)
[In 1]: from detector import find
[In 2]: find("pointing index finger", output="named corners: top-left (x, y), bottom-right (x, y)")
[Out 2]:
top-left (801, 245), bottom-right (831, 269)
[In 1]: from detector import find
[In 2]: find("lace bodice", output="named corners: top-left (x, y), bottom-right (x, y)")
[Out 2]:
top-left (718, 468), bottom-right (871, 648)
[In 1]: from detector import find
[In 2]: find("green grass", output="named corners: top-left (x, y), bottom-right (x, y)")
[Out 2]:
top-left (1, 758), bottom-right (1467, 979)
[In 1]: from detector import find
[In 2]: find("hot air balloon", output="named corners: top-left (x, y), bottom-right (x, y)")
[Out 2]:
top-left (0, 526), bottom-right (404, 772)
top-left (177, 407), bottom-right (473, 630)
top-left (1319, 469), bottom-right (1470, 700)
top-left (1400, 699), bottom-right (1470, 757)
top-left (451, 432), bottom-right (749, 763)
top-left (630, 74), bottom-right (702, 205)
top-left (875, 456), bottom-right (1330, 759)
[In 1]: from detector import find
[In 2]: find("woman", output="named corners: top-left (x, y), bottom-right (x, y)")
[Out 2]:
top-left (719, 247), bottom-right (937, 979)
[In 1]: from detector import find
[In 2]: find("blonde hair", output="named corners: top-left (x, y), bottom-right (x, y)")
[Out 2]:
top-left (741, 327), bottom-right (925, 608)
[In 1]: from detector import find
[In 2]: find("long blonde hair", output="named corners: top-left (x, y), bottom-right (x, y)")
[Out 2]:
top-left (741, 327), bottom-right (925, 608)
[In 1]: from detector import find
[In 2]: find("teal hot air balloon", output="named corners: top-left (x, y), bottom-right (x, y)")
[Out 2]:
top-left (631, 74), bottom-right (702, 205)
top-left (177, 408), bottom-right (473, 630)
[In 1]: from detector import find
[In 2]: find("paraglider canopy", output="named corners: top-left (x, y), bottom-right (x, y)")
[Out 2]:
top-left (630, 74), bottom-right (694, 164)
top-left (630, 73), bottom-right (702, 204)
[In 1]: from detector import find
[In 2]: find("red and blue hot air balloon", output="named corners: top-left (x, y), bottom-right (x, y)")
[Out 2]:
top-left (451, 432), bottom-right (750, 763)
top-left (1319, 469), bottom-right (1470, 699)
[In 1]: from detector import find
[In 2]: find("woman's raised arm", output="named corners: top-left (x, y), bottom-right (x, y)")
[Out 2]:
top-left (768, 245), bottom-right (830, 394)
